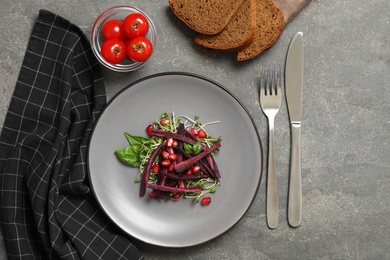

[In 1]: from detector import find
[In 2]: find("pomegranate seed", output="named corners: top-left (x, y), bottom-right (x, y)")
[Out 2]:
top-left (168, 154), bottom-right (178, 161)
top-left (166, 137), bottom-right (175, 147)
top-left (166, 147), bottom-right (175, 155)
top-left (186, 169), bottom-right (193, 175)
top-left (161, 159), bottom-right (171, 167)
top-left (146, 125), bottom-right (154, 136)
top-left (160, 118), bottom-right (170, 126)
top-left (190, 128), bottom-right (198, 137)
top-left (197, 129), bottom-right (207, 139)
top-left (201, 197), bottom-right (211, 206)
top-left (152, 165), bottom-right (160, 174)
top-left (172, 139), bottom-right (178, 147)
top-left (168, 164), bottom-right (175, 173)
top-left (192, 165), bottom-right (200, 174)
top-left (161, 150), bottom-right (169, 159)
top-left (171, 193), bottom-right (181, 200)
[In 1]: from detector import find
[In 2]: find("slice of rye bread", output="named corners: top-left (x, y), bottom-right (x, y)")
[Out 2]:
top-left (237, 0), bottom-right (285, 61)
top-left (168, 0), bottom-right (246, 35)
top-left (193, 0), bottom-right (256, 51)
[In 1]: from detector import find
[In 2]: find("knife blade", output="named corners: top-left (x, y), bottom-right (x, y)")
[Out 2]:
top-left (285, 32), bottom-right (303, 227)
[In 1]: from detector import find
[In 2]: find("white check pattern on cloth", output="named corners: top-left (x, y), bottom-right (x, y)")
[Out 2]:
top-left (0, 10), bottom-right (143, 260)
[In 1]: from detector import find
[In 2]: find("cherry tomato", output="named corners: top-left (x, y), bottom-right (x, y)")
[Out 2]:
top-left (127, 37), bottom-right (153, 62)
top-left (201, 197), bottom-right (211, 206)
top-left (102, 20), bottom-right (126, 41)
top-left (122, 13), bottom-right (149, 39)
top-left (101, 39), bottom-right (126, 64)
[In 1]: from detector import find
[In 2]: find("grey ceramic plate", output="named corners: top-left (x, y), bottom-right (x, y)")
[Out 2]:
top-left (88, 72), bottom-right (262, 247)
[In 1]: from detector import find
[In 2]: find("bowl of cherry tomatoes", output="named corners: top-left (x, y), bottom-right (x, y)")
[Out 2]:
top-left (91, 6), bottom-right (157, 72)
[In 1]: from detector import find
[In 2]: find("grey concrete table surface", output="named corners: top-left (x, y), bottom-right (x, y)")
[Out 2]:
top-left (1, 0), bottom-right (389, 259)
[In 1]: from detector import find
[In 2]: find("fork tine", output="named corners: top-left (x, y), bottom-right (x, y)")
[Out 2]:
top-left (276, 65), bottom-right (282, 96)
top-left (265, 66), bottom-right (276, 96)
top-left (273, 66), bottom-right (279, 95)
top-left (270, 66), bottom-right (276, 95)
top-left (260, 68), bottom-right (266, 96)
top-left (267, 68), bottom-right (272, 95)
top-left (261, 67), bottom-right (271, 96)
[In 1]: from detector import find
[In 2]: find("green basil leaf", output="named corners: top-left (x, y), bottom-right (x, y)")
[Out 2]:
top-left (130, 144), bottom-right (141, 154)
top-left (124, 132), bottom-right (149, 146)
top-left (184, 143), bottom-right (193, 154)
top-left (115, 145), bottom-right (141, 167)
top-left (193, 141), bottom-right (202, 155)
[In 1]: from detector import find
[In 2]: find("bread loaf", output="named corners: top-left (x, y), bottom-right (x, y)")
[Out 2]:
top-left (169, 0), bottom-right (285, 61)
top-left (193, 0), bottom-right (256, 51)
top-left (168, 0), bottom-right (246, 35)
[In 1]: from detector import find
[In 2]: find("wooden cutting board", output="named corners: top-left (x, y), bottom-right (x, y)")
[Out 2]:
top-left (273, 0), bottom-right (311, 23)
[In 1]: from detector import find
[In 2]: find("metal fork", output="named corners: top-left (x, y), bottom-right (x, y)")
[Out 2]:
top-left (260, 66), bottom-right (282, 229)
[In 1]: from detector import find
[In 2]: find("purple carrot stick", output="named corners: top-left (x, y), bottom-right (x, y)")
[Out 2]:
top-left (139, 143), bottom-right (164, 197)
top-left (147, 183), bottom-right (203, 193)
top-left (162, 172), bottom-right (209, 181)
top-left (175, 146), bottom-right (218, 181)
top-left (174, 142), bottom-right (221, 173)
top-left (150, 127), bottom-right (196, 145)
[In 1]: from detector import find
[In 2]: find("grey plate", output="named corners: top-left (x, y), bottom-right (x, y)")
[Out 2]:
top-left (88, 72), bottom-right (262, 247)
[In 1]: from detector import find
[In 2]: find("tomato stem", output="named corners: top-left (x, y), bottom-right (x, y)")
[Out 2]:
top-left (113, 46), bottom-right (123, 57)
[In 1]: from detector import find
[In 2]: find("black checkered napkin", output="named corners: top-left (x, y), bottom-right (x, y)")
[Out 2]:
top-left (0, 10), bottom-right (143, 259)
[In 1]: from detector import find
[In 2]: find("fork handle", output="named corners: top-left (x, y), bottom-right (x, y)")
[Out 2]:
top-left (288, 123), bottom-right (302, 227)
top-left (267, 117), bottom-right (278, 229)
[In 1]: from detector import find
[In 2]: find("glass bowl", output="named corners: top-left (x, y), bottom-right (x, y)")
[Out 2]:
top-left (91, 6), bottom-right (157, 72)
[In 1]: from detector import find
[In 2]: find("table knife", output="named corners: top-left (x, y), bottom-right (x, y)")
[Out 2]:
top-left (285, 32), bottom-right (303, 227)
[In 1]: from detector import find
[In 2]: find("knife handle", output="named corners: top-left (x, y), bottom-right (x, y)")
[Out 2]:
top-left (288, 122), bottom-right (302, 227)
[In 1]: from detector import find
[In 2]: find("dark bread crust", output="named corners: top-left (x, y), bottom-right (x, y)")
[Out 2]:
top-left (168, 0), bottom-right (246, 35)
top-left (193, 0), bottom-right (257, 51)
